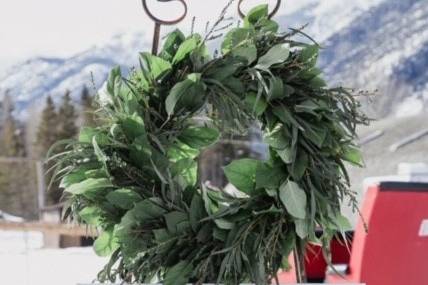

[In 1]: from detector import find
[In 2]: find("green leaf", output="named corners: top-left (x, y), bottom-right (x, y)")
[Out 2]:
top-left (343, 146), bottom-right (363, 166)
top-left (256, 44), bottom-right (290, 69)
top-left (276, 146), bottom-right (295, 164)
top-left (334, 214), bottom-right (352, 231)
top-left (300, 121), bottom-right (327, 148)
top-left (132, 198), bottom-right (167, 221)
top-left (160, 29), bottom-right (185, 61)
top-left (120, 114), bottom-right (148, 142)
top-left (309, 76), bottom-right (327, 88)
top-left (172, 35), bottom-right (200, 64)
top-left (289, 150), bottom-right (308, 180)
top-left (164, 261), bottom-right (193, 285)
top-left (78, 127), bottom-right (109, 145)
top-left (153, 228), bottom-right (171, 243)
top-left (280, 233), bottom-right (295, 269)
top-left (171, 158), bottom-right (197, 188)
top-left (164, 211), bottom-right (190, 234)
top-left (255, 162), bottom-right (286, 189)
top-left (107, 66), bottom-right (121, 96)
top-left (214, 218), bottom-right (234, 230)
top-left (267, 77), bottom-right (284, 101)
top-left (65, 178), bottom-right (113, 196)
top-left (245, 92), bottom-right (267, 116)
top-left (79, 206), bottom-right (103, 226)
top-left (165, 73), bottom-right (205, 116)
top-left (232, 44), bottom-right (258, 64)
top-left (60, 169), bottom-right (87, 189)
top-left (244, 4), bottom-right (268, 26)
top-left (189, 193), bottom-right (205, 231)
top-left (299, 44), bottom-right (319, 67)
top-left (263, 124), bottom-right (288, 149)
top-left (223, 158), bottom-right (259, 194)
top-left (272, 105), bottom-right (303, 130)
top-left (221, 28), bottom-right (253, 54)
top-left (94, 229), bottom-right (119, 257)
top-left (279, 180), bottom-right (307, 219)
top-left (139, 52), bottom-right (172, 80)
top-left (294, 219), bottom-right (309, 239)
top-left (106, 189), bottom-right (142, 210)
top-left (178, 126), bottom-right (220, 148)
top-left (258, 18), bottom-right (279, 33)
top-left (92, 135), bottom-right (109, 174)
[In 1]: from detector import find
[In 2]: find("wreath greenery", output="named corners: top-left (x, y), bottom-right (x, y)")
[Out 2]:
top-left (52, 4), bottom-right (368, 284)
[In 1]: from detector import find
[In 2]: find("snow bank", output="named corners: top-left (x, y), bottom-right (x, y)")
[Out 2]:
top-left (0, 231), bottom-right (107, 285)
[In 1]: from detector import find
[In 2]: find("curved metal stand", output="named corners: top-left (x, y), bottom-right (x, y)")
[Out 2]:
top-left (141, 0), bottom-right (188, 54)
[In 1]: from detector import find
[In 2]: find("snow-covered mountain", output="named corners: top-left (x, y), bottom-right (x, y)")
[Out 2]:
top-left (0, 32), bottom-right (148, 115)
top-left (319, 0), bottom-right (428, 117)
top-left (1, 0), bottom-right (427, 119)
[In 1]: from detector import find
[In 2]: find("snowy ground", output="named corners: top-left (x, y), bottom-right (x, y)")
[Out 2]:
top-left (0, 230), bottom-right (107, 285)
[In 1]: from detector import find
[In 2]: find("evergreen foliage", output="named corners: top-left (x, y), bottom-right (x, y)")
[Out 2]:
top-left (36, 96), bottom-right (58, 158)
top-left (81, 85), bottom-right (97, 127)
top-left (51, 5), bottom-right (369, 285)
top-left (57, 90), bottom-right (78, 141)
top-left (35, 95), bottom-right (62, 204)
top-left (0, 94), bottom-right (25, 157)
top-left (0, 93), bottom-right (35, 218)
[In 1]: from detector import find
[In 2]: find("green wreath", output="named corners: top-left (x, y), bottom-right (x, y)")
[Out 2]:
top-left (52, 4), bottom-right (368, 284)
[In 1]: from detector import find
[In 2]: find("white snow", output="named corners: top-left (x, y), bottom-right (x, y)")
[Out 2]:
top-left (395, 96), bottom-right (425, 118)
top-left (0, 230), bottom-right (107, 285)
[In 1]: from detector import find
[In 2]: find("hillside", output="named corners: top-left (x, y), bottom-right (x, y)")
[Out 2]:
top-left (319, 0), bottom-right (428, 118)
top-left (0, 0), bottom-right (388, 117)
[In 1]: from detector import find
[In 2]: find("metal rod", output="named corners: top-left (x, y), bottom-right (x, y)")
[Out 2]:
top-left (36, 161), bottom-right (46, 220)
top-left (141, 0), bottom-right (188, 55)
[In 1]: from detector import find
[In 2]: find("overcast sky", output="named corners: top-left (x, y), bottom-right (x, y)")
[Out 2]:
top-left (0, 0), bottom-right (305, 73)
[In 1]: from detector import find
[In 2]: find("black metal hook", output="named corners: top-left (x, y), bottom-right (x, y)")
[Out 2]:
top-left (141, 0), bottom-right (188, 54)
top-left (237, 0), bottom-right (281, 19)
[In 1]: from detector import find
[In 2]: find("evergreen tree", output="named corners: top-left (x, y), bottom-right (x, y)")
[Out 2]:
top-left (57, 90), bottom-right (78, 141)
top-left (35, 96), bottom-right (58, 158)
top-left (0, 93), bottom-right (31, 217)
top-left (0, 94), bottom-right (25, 157)
top-left (80, 85), bottom-right (96, 127)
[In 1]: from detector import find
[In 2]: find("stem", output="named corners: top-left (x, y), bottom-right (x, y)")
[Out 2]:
top-left (293, 238), bottom-right (307, 283)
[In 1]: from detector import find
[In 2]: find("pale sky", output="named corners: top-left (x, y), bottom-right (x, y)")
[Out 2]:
top-left (0, 0), bottom-right (301, 73)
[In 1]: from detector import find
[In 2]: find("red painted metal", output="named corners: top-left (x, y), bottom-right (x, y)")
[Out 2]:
top-left (328, 181), bottom-right (428, 285)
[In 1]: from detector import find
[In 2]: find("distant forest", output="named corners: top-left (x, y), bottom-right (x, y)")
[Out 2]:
top-left (0, 86), bottom-right (96, 218)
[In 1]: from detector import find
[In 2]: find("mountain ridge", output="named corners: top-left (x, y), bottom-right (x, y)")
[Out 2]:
top-left (3, 0), bottom-right (427, 119)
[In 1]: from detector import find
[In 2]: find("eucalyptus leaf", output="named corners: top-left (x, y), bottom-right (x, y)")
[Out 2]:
top-left (222, 28), bottom-right (253, 54)
top-left (173, 35), bottom-right (200, 64)
top-left (255, 162), bottom-right (286, 189)
top-left (343, 146), bottom-right (363, 166)
top-left (139, 52), bottom-right (172, 80)
top-left (165, 73), bottom-right (205, 116)
top-left (279, 180), bottom-right (307, 219)
top-left (178, 126), bottom-right (220, 149)
top-left (160, 29), bottom-right (185, 61)
top-left (106, 189), bottom-right (142, 210)
top-left (94, 230), bottom-right (119, 257)
top-left (223, 158), bottom-right (259, 194)
top-left (244, 4), bottom-right (268, 26)
top-left (164, 261), bottom-right (193, 285)
top-left (245, 92), bottom-right (267, 116)
top-left (256, 44), bottom-right (290, 70)
top-left (79, 206), bottom-right (103, 226)
top-left (267, 76), bottom-right (284, 100)
top-left (65, 178), bottom-right (113, 196)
